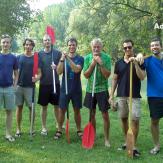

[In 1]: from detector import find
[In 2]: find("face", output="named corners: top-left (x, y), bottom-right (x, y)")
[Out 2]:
top-left (67, 41), bottom-right (77, 54)
top-left (150, 41), bottom-right (161, 55)
top-left (43, 35), bottom-right (52, 48)
top-left (123, 42), bottom-right (133, 56)
top-left (91, 42), bottom-right (102, 56)
top-left (24, 40), bottom-right (34, 54)
top-left (1, 37), bottom-right (11, 52)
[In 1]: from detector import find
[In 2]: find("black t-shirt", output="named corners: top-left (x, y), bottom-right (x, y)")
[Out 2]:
top-left (39, 49), bottom-right (61, 85)
top-left (114, 58), bottom-right (145, 98)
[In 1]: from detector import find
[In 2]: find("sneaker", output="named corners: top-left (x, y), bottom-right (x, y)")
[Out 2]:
top-left (150, 147), bottom-right (160, 155)
top-left (133, 149), bottom-right (141, 157)
top-left (41, 129), bottom-right (48, 136)
top-left (118, 144), bottom-right (126, 151)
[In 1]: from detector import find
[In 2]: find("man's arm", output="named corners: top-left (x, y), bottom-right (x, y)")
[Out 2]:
top-left (99, 65), bottom-right (111, 79)
top-left (13, 69), bottom-right (18, 87)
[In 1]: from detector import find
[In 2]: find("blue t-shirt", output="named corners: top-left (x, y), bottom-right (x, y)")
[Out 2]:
top-left (60, 55), bottom-right (84, 94)
top-left (17, 54), bottom-right (40, 87)
top-left (144, 56), bottom-right (163, 97)
top-left (39, 49), bottom-right (61, 85)
top-left (0, 53), bottom-right (18, 87)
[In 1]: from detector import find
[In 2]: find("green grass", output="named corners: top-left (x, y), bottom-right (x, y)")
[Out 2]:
top-left (0, 90), bottom-right (163, 163)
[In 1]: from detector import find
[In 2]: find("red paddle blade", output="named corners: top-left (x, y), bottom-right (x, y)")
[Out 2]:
top-left (66, 119), bottom-right (70, 144)
top-left (46, 25), bottom-right (56, 45)
top-left (82, 122), bottom-right (95, 149)
top-left (33, 52), bottom-right (38, 77)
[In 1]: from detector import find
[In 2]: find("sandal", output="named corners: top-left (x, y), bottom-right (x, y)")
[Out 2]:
top-left (15, 132), bottom-right (22, 138)
top-left (54, 131), bottom-right (62, 140)
top-left (150, 147), bottom-right (160, 155)
top-left (5, 135), bottom-right (15, 142)
top-left (77, 130), bottom-right (83, 139)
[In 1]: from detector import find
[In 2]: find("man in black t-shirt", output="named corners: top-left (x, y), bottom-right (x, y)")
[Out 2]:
top-left (109, 39), bottom-right (145, 157)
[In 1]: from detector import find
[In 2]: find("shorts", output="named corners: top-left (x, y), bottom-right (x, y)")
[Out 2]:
top-left (148, 97), bottom-right (163, 119)
top-left (83, 91), bottom-right (110, 112)
top-left (117, 97), bottom-right (141, 120)
top-left (0, 86), bottom-right (15, 110)
top-left (59, 91), bottom-right (82, 110)
top-left (15, 86), bottom-right (33, 107)
top-left (38, 84), bottom-right (60, 106)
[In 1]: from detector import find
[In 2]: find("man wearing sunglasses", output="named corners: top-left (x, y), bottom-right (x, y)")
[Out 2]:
top-left (109, 39), bottom-right (145, 157)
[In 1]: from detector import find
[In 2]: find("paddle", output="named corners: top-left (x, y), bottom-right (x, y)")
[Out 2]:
top-left (30, 52), bottom-right (38, 139)
top-left (82, 65), bottom-right (97, 149)
top-left (126, 62), bottom-right (134, 158)
top-left (46, 25), bottom-right (56, 94)
top-left (65, 59), bottom-right (70, 143)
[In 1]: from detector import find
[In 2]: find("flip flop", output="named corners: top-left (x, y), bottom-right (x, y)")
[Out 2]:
top-left (5, 136), bottom-right (15, 142)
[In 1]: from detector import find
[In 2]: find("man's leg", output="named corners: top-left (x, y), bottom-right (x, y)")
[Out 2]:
top-left (121, 117), bottom-right (128, 144)
top-left (91, 109), bottom-right (96, 133)
top-left (29, 106), bottom-right (35, 133)
top-left (6, 110), bottom-right (13, 137)
top-left (151, 118), bottom-right (160, 148)
top-left (132, 120), bottom-right (139, 149)
top-left (16, 105), bottom-right (23, 133)
top-left (54, 105), bottom-right (59, 128)
top-left (73, 108), bottom-right (81, 131)
top-left (102, 111), bottom-right (110, 147)
top-left (41, 106), bottom-right (48, 131)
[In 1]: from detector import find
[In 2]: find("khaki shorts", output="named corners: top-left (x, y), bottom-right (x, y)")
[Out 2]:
top-left (0, 86), bottom-right (15, 110)
top-left (117, 97), bottom-right (141, 120)
top-left (15, 86), bottom-right (34, 107)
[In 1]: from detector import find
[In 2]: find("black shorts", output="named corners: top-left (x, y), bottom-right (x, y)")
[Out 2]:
top-left (83, 91), bottom-right (110, 112)
top-left (59, 92), bottom-right (82, 110)
top-left (38, 84), bottom-right (60, 106)
top-left (148, 97), bottom-right (163, 119)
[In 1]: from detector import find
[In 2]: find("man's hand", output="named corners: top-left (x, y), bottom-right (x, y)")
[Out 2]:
top-left (136, 53), bottom-right (144, 65)
top-left (93, 56), bottom-right (103, 65)
top-left (32, 74), bottom-right (39, 83)
top-left (51, 62), bottom-right (57, 70)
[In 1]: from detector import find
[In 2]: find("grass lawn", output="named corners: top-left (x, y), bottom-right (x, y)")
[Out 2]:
top-left (0, 88), bottom-right (163, 162)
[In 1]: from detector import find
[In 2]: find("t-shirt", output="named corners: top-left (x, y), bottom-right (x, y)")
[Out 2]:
top-left (114, 58), bottom-right (145, 98)
top-left (39, 49), bottom-right (61, 85)
top-left (144, 56), bottom-right (163, 97)
top-left (17, 54), bottom-right (40, 87)
top-left (83, 52), bottom-right (111, 93)
top-left (60, 55), bottom-right (84, 94)
top-left (0, 53), bottom-right (18, 87)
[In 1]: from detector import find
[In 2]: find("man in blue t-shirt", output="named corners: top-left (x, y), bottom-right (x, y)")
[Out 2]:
top-left (0, 34), bottom-right (18, 142)
top-left (15, 38), bottom-right (41, 137)
top-left (54, 38), bottom-right (84, 140)
top-left (136, 38), bottom-right (163, 155)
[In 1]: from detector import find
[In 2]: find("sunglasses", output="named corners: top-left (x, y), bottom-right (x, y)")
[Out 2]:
top-left (123, 46), bottom-right (132, 50)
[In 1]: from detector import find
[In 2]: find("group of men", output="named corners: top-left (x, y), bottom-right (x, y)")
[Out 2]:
top-left (0, 33), bottom-right (163, 157)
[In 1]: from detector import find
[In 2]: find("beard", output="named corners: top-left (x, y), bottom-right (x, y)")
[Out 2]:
top-left (153, 50), bottom-right (160, 55)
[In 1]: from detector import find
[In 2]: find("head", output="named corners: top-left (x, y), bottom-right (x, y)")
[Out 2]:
top-left (123, 39), bottom-right (134, 57)
top-left (150, 38), bottom-right (162, 55)
top-left (23, 38), bottom-right (35, 54)
top-left (43, 34), bottom-right (52, 49)
top-left (91, 38), bottom-right (103, 56)
top-left (0, 34), bottom-right (12, 53)
top-left (67, 37), bottom-right (77, 54)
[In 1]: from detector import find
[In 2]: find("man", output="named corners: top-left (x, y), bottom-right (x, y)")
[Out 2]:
top-left (54, 38), bottom-right (84, 140)
top-left (136, 38), bottom-right (163, 155)
top-left (38, 34), bottom-right (61, 136)
top-left (109, 39), bottom-right (145, 156)
top-left (83, 38), bottom-right (111, 147)
top-left (15, 38), bottom-right (41, 137)
top-left (0, 34), bottom-right (18, 142)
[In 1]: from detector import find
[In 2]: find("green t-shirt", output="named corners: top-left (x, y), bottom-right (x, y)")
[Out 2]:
top-left (83, 52), bottom-right (111, 93)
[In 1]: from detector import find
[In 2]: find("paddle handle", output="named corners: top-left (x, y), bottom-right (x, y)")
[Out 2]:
top-left (129, 62), bottom-right (133, 128)
top-left (65, 59), bottom-right (68, 95)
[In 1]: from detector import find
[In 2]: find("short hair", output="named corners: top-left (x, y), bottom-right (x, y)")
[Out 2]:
top-left (151, 37), bottom-right (162, 47)
top-left (123, 39), bottom-right (134, 46)
top-left (1, 34), bottom-right (11, 41)
top-left (23, 38), bottom-right (35, 48)
top-left (91, 38), bottom-right (103, 47)
top-left (67, 37), bottom-right (78, 46)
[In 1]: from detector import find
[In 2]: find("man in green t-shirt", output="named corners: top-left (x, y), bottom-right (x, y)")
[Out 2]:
top-left (83, 38), bottom-right (111, 147)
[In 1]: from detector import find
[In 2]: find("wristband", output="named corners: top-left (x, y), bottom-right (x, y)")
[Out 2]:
top-left (60, 60), bottom-right (64, 62)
